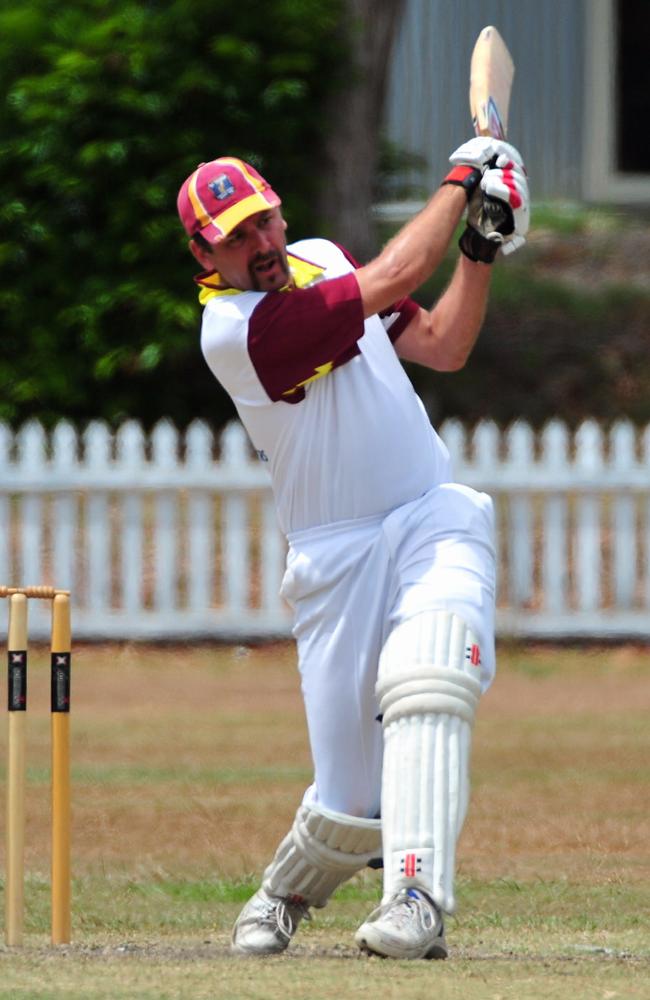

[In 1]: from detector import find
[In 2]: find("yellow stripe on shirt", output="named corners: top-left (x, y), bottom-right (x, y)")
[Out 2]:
top-left (197, 254), bottom-right (325, 305)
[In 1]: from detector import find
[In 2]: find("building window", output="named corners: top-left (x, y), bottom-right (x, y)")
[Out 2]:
top-left (584, 0), bottom-right (650, 201)
top-left (616, 0), bottom-right (650, 173)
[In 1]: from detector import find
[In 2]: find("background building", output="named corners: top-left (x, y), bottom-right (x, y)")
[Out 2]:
top-left (382, 0), bottom-right (650, 210)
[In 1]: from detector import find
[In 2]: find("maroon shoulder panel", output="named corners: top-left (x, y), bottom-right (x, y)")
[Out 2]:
top-left (333, 242), bottom-right (420, 343)
top-left (247, 272), bottom-right (365, 402)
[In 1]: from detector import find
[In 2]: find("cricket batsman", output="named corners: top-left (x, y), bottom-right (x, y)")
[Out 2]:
top-left (177, 139), bottom-right (529, 959)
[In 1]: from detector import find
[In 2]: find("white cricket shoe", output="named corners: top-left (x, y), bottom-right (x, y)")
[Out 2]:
top-left (231, 888), bottom-right (311, 955)
top-left (355, 887), bottom-right (447, 960)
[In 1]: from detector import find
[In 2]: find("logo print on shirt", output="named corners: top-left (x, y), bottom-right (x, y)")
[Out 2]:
top-left (282, 361), bottom-right (334, 397)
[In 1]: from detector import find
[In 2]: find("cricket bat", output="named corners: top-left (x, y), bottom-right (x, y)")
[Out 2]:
top-left (468, 25), bottom-right (515, 239)
top-left (470, 25), bottom-right (514, 140)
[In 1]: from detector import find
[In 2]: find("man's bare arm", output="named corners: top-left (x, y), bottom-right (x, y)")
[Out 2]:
top-left (394, 254), bottom-right (491, 371)
top-left (354, 185), bottom-right (468, 318)
top-left (352, 136), bottom-right (530, 371)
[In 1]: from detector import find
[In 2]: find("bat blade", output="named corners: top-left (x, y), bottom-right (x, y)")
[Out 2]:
top-left (469, 25), bottom-right (514, 140)
top-left (468, 25), bottom-right (515, 242)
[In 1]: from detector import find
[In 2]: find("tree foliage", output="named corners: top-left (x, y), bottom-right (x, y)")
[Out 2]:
top-left (0, 0), bottom-right (347, 428)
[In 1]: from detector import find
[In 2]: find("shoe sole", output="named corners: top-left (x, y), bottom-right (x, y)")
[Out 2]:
top-left (230, 941), bottom-right (289, 956)
top-left (424, 937), bottom-right (448, 960)
top-left (355, 931), bottom-right (448, 961)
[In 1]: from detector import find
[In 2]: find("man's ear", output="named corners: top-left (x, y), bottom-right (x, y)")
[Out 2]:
top-left (188, 239), bottom-right (214, 270)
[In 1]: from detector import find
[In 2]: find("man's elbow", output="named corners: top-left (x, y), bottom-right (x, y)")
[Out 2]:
top-left (435, 348), bottom-right (470, 372)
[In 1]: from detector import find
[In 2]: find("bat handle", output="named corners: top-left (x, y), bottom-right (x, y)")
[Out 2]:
top-left (481, 194), bottom-right (510, 243)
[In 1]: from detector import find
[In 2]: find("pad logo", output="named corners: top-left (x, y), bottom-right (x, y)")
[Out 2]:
top-left (466, 643), bottom-right (481, 667)
top-left (400, 853), bottom-right (422, 878)
top-left (208, 174), bottom-right (236, 200)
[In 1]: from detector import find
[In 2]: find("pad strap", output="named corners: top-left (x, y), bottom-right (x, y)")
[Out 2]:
top-left (378, 666), bottom-right (481, 726)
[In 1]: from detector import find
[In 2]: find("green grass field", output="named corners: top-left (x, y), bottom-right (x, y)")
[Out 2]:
top-left (0, 641), bottom-right (648, 999)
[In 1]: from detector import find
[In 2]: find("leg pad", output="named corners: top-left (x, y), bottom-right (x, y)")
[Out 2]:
top-left (263, 801), bottom-right (382, 908)
top-left (378, 611), bottom-right (483, 913)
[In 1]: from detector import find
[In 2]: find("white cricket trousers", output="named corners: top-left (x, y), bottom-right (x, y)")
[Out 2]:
top-left (280, 483), bottom-right (497, 819)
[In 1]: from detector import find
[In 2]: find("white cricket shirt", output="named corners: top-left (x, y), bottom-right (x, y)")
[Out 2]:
top-left (199, 238), bottom-right (453, 534)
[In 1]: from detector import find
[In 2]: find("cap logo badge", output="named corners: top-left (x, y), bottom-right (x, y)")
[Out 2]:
top-left (209, 174), bottom-right (236, 200)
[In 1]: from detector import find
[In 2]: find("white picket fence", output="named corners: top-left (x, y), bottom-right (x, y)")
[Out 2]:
top-left (1, 418), bottom-right (650, 641)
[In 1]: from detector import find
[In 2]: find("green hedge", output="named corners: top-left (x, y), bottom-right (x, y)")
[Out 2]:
top-left (0, 0), bottom-right (346, 429)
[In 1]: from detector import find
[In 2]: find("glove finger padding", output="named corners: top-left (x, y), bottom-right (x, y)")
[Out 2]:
top-left (500, 233), bottom-right (527, 256)
top-left (481, 160), bottom-right (530, 252)
top-left (449, 137), bottom-right (525, 173)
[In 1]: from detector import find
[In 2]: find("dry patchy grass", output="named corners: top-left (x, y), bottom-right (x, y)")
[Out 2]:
top-left (0, 641), bottom-right (648, 997)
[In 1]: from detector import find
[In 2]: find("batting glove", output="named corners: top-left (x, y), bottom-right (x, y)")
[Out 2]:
top-left (441, 134), bottom-right (500, 200)
top-left (451, 140), bottom-right (529, 262)
top-left (449, 136), bottom-right (525, 174)
top-left (441, 164), bottom-right (483, 201)
top-left (458, 193), bottom-right (503, 263)
top-left (480, 153), bottom-right (530, 255)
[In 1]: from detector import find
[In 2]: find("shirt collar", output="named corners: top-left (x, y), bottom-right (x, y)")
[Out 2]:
top-left (194, 252), bottom-right (325, 305)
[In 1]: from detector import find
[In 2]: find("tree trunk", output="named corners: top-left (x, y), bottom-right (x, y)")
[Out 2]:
top-left (317, 0), bottom-right (406, 263)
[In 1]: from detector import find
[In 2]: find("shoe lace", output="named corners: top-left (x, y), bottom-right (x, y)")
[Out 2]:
top-left (386, 889), bottom-right (437, 932)
top-left (254, 896), bottom-right (311, 942)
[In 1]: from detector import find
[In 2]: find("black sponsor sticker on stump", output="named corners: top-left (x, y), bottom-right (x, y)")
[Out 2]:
top-left (51, 652), bottom-right (71, 713)
top-left (8, 651), bottom-right (27, 711)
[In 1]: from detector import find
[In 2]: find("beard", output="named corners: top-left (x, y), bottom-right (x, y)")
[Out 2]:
top-left (249, 250), bottom-right (290, 291)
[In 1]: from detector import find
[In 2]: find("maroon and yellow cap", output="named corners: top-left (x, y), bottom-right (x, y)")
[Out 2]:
top-left (177, 157), bottom-right (281, 245)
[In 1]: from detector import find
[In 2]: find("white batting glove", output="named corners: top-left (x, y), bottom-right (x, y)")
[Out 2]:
top-left (480, 153), bottom-right (530, 254)
top-left (443, 136), bottom-right (523, 203)
top-left (451, 138), bottom-right (529, 261)
top-left (449, 136), bottom-right (525, 173)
